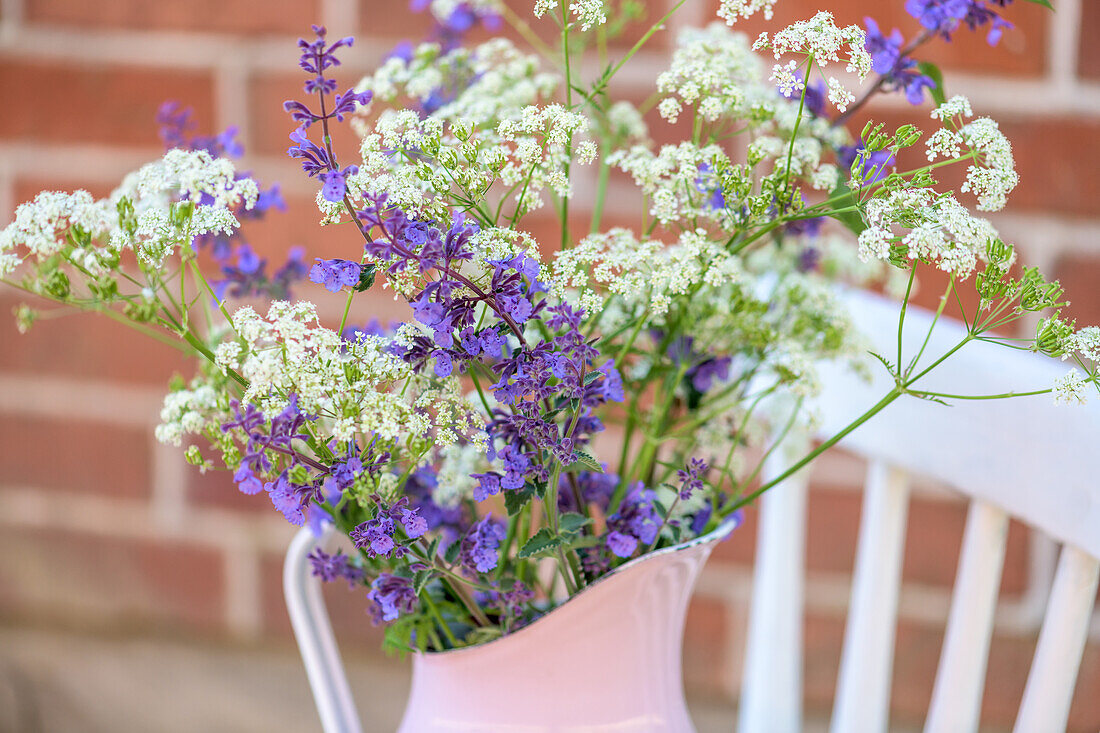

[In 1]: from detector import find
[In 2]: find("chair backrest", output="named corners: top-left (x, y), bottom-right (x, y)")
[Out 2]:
top-left (738, 288), bottom-right (1100, 733)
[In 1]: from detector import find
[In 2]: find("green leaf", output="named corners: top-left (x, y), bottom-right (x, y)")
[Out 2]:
top-left (355, 263), bottom-right (377, 292)
top-left (518, 528), bottom-right (563, 558)
top-left (917, 61), bottom-right (946, 106)
top-left (565, 450), bottom-right (603, 473)
top-left (559, 512), bottom-right (592, 535)
top-left (827, 179), bottom-right (868, 236)
top-left (564, 534), bottom-right (603, 551)
top-left (1020, 0), bottom-right (1053, 9)
top-left (583, 371), bottom-right (603, 386)
top-left (412, 569), bottom-right (433, 596)
top-left (504, 484), bottom-right (536, 515)
top-left (443, 540), bottom-right (461, 565)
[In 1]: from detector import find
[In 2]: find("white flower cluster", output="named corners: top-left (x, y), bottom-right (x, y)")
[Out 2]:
top-left (534, 0), bottom-right (606, 31)
top-left (717, 0), bottom-right (778, 24)
top-left (433, 441), bottom-right (487, 508)
top-left (753, 12), bottom-right (871, 111)
top-left (609, 142), bottom-right (743, 225)
top-left (553, 227), bottom-right (744, 318)
top-left (0, 190), bottom-right (114, 276)
top-left (1066, 327), bottom-right (1100, 363)
top-left (1, 149), bottom-right (258, 275)
top-left (1053, 368), bottom-right (1090, 406)
top-left (361, 39), bottom-right (557, 129)
top-left (497, 103), bottom-right (594, 198)
top-left (858, 189), bottom-right (999, 279)
top-left (657, 24), bottom-right (770, 125)
top-left (155, 380), bottom-right (224, 446)
top-left (926, 97), bottom-right (1017, 212)
top-left (606, 101), bottom-right (649, 145)
top-left (747, 135), bottom-right (838, 191)
top-left (355, 97), bottom-right (592, 220)
top-left (133, 149), bottom-right (258, 210)
top-left (222, 301), bottom-right (477, 445)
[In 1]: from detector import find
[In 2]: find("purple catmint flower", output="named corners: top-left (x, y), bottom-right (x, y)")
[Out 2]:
top-left (241, 184), bottom-right (287, 220)
top-left (863, 18), bottom-right (904, 75)
top-left (433, 350), bottom-right (453, 377)
top-left (779, 78), bottom-right (827, 118)
top-left (319, 165), bottom-right (359, 202)
top-left (785, 216), bottom-right (825, 240)
top-left (268, 475), bottom-right (306, 526)
top-left (472, 472), bottom-right (502, 502)
top-left (475, 581), bottom-right (534, 621)
top-left (367, 573), bottom-right (418, 623)
top-left (798, 245), bottom-right (822, 273)
top-left (606, 531), bottom-right (639, 558)
top-left (350, 513), bottom-right (397, 557)
top-left (310, 258), bottom-right (363, 292)
top-left (689, 357), bottom-right (731, 393)
top-left (459, 515), bottom-right (506, 574)
top-left (234, 465), bottom-right (265, 495)
top-left (605, 483), bottom-right (661, 557)
top-left (498, 444), bottom-right (531, 490)
top-left (676, 458), bottom-right (708, 501)
top-left (906, 0), bottom-right (970, 35)
top-left (329, 455), bottom-right (363, 491)
top-left (400, 508), bottom-right (429, 539)
top-left (308, 549), bottom-right (364, 587)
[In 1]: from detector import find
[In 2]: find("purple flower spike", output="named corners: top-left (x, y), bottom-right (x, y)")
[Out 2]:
top-left (676, 458), bottom-right (708, 501)
top-left (607, 531), bottom-right (639, 558)
top-left (459, 515), bottom-right (506, 574)
top-left (400, 508), bottom-right (429, 539)
top-left (367, 573), bottom-right (418, 623)
top-left (310, 258), bottom-right (362, 292)
top-left (863, 18), bottom-right (904, 75)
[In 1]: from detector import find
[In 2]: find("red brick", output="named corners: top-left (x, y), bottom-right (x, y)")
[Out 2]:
top-left (707, 0), bottom-right (1047, 76)
top-left (707, 502), bottom-right (759, 566)
top-left (803, 614), bottom-right (1058, 729)
top-left (186, 463), bottom-right (262, 512)
top-left (0, 415), bottom-right (152, 498)
top-left (0, 60), bottom-right (214, 148)
top-left (1053, 253), bottom-right (1100, 326)
top-left (1069, 644), bottom-right (1100, 732)
top-left (683, 597), bottom-right (730, 696)
top-left (0, 528), bottom-right (225, 631)
top-left (844, 108), bottom-right (1100, 219)
top-left (0, 291), bottom-right (192, 386)
top-left (359, 0), bottom-right (674, 52)
top-left (249, 73), bottom-right (365, 160)
top-left (806, 488), bottom-right (1030, 594)
top-left (261, 553), bottom-right (387, 651)
top-left (1078, 1), bottom-right (1100, 81)
top-left (26, 0), bottom-right (320, 35)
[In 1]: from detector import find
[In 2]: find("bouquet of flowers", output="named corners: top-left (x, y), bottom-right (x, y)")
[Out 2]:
top-left (2, 0), bottom-right (1092, 654)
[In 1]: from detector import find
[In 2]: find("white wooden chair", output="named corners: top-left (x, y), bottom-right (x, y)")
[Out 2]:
top-left (285, 288), bottom-right (1100, 732)
top-left (739, 288), bottom-right (1100, 733)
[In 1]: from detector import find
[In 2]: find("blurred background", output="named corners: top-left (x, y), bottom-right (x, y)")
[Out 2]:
top-left (0, 0), bottom-right (1098, 730)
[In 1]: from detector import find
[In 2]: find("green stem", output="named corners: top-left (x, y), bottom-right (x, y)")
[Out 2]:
top-left (421, 592), bottom-right (458, 648)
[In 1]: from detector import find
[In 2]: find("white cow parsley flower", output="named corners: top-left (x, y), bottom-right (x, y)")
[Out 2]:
top-left (658, 24), bottom-right (769, 124)
top-left (1066, 327), bottom-right (1100, 363)
top-left (717, 0), bottom-right (778, 24)
top-left (1053, 369), bottom-right (1090, 406)
top-left (535, 0), bottom-right (606, 31)
top-left (753, 11), bottom-right (870, 109)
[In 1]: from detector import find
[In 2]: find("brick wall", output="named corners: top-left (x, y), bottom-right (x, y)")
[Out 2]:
top-left (1, 0), bottom-right (1098, 729)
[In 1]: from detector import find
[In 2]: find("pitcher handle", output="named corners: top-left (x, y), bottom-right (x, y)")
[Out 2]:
top-left (284, 526), bottom-right (363, 733)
